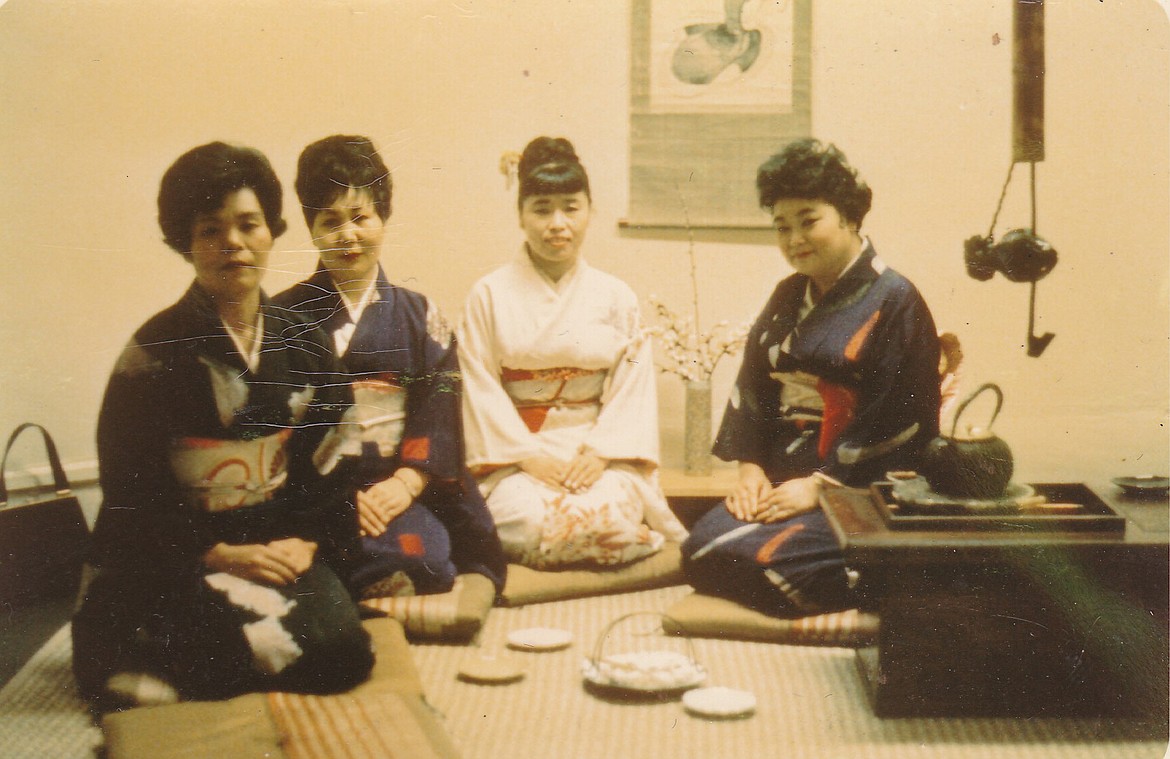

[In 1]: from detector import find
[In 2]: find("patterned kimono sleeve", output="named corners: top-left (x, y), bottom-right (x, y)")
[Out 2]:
top-left (91, 344), bottom-right (206, 578)
top-left (398, 297), bottom-right (462, 480)
top-left (712, 304), bottom-right (783, 469)
top-left (284, 338), bottom-right (362, 580)
top-left (822, 287), bottom-right (941, 485)
top-left (581, 301), bottom-right (661, 464)
top-left (457, 283), bottom-right (543, 469)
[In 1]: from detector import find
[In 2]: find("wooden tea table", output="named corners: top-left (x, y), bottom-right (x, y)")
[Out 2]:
top-left (821, 483), bottom-right (1169, 718)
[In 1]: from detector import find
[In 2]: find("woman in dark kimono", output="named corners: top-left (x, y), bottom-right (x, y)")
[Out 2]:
top-left (275, 135), bottom-right (505, 599)
top-left (682, 139), bottom-right (941, 617)
top-left (73, 143), bottom-right (373, 710)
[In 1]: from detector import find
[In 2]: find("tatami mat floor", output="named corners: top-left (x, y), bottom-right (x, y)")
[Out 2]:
top-left (0, 585), bottom-right (1166, 759)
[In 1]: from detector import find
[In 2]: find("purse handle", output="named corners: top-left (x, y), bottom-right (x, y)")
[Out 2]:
top-left (0, 423), bottom-right (72, 505)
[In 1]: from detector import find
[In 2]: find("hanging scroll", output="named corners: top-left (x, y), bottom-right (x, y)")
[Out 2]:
top-left (625, 0), bottom-right (812, 229)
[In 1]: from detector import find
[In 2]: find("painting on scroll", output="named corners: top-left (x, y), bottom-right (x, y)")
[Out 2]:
top-left (627, 0), bottom-right (810, 229)
top-left (648, 0), bottom-right (796, 113)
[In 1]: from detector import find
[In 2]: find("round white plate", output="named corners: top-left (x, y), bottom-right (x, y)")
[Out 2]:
top-left (457, 654), bottom-right (525, 684)
top-left (683, 686), bottom-right (757, 718)
top-left (506, 627), bottom-right (573, 652)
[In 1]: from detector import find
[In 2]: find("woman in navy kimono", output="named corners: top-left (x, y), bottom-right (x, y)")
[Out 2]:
top-left (275, 135), bottom-right (505, 599)
top-left (682, 140), bottom-right (940, 617)
top-left (73, 143), bottom-right (373, 710)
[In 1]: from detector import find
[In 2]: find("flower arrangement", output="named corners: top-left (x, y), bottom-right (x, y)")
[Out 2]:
top-left (646, 185), bottom-right (750, 383)
top-left (647, 298), bottom-right (748, 383)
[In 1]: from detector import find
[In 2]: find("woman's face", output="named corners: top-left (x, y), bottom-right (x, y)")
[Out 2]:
top-left (519, 191), bottom-right (591, 279)
top-left (770, 198), bottom-right (861, 291)
top-left (187, 188), bottom-right (272, 304)
top-left (310, 187), bottom-right (386, 288)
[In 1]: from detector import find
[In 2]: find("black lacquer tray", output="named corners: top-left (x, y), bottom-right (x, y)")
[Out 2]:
top-left (870, 482), bottom-right (1126, 533)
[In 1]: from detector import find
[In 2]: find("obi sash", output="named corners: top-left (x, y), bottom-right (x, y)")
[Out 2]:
top-left (312, 375), bottom-right (407, 475)
top-left (500, 366), bottom-right (606, 433)
top-left (169, 428), bottom-right (292, 513)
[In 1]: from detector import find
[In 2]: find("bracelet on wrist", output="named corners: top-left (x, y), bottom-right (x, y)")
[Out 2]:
top-left (392, 473), bottom-right (421, 499)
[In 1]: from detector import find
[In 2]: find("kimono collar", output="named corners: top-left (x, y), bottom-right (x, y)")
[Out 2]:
top-left (519, 244), bottom-right (586, 293)
top-left (306, 264), bottom-right (390, 313)
top-left (803, 240), bottom-right (882, 310)
top-left (177, 282), bottom-right (273, 372)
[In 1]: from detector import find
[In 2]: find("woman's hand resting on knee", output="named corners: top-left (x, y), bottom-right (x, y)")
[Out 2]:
top-left (726, 462), bottom-right (820, 523)
top-left (202, 538), bottom-right (318, 586)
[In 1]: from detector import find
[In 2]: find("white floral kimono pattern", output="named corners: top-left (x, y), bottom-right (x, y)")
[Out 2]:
top-left (459, 253), bottom-right (686, 569)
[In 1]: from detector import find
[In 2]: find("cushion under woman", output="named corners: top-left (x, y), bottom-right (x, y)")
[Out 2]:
top-left (459, 136), bottom-right (687, 569)
top-left (275, 135), bottom-right (505, 598)
top-left (73, 143), bottom-right (373, 709)
top-left (682, 139), bottom-right (941, 617)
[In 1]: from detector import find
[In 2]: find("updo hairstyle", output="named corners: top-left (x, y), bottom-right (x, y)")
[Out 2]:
top-left (158, 142), bottom-right (288, 254)
top-left (517, 136), bottom-right (591, 209)
top-left (295, 135), bottom-right (392, 226)
top-left (756, 139), bottom-right (873, 228)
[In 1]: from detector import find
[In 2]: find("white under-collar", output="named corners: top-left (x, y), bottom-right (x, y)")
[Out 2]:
top-left (339, 276), bottom-right (379, 323)
top-left (223, 312), bottom-right (264, 372)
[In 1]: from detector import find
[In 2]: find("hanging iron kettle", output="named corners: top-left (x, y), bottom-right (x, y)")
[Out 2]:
top-left (920, 383), bottom-right (1014, 499)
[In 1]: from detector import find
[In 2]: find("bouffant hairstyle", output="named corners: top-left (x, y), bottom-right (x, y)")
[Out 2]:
top-left (295, 135), bottom-right (392, 226)
top-left (517, 136), bottom-right (591, 209)
top-left (756, 139), bottom-right (873, 228)
top-left (157, 142), bottom-right (287, 254)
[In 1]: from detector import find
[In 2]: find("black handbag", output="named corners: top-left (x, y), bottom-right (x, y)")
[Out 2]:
top-left (0, 423), bottom-right (89, 609)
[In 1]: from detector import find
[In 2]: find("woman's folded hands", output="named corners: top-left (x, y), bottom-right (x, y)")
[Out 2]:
top-left (726, 462), bottom-right (821, 523)
top-left (202, 538), bottom-right (318, 586)
top-left (520, 451), bottom-right (608, 493)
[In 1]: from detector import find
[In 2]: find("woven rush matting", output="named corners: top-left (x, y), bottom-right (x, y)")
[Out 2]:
top-left (0, 588), bottom-right (1165, 759)
top-left (411, 585), bottom-right (1167, 759)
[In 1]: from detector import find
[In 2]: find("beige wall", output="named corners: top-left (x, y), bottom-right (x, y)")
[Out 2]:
top-left (1, 0), bottom-right (1166, 484)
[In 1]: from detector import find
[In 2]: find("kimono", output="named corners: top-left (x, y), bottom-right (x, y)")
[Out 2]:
top-left (682, 244), bottom-right (940, 617)
top-left (73, 284), bottom-right (373, 707)
top-left (459, 253), bottom-right (687, 569)
top-left (275, 267), bottom-right (505, 597)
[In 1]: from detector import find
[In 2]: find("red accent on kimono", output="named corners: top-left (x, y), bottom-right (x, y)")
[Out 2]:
top-left (400, 437), bottom-right (430, 462)
top-left (755, 523), bottom-right (805, 564)
top-left (844, 309), bottom-right (881, 361)
top-left (397, 533), bottom-right (425, 557)
top-left (815, 380), bottom-right (859, 460)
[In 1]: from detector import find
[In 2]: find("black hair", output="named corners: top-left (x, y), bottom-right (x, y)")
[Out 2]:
top-left (517, 136), bottom-right (590, 209)
top-left (756, 139), bottom-right (873, 228)
top-left (157, 142), bottom-right (287, 254)
top-left (295, 135), bottom-right (392, 226)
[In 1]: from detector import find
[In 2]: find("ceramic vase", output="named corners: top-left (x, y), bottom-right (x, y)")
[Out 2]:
top-left (683, 379), bottom-right (713, 476)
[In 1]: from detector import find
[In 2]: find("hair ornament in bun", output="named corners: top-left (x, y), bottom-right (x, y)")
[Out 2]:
top-left (499, 150), bottom-right (521, 190)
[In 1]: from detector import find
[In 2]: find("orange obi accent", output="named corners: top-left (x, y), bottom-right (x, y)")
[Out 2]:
top-left (500, 366), bottom-right (605, 434)
top-left (169, 428), bottom-right (293, 513)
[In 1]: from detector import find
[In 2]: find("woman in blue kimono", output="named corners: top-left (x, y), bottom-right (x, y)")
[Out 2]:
top-left (275, 135), bottom-right (505, 599)
top-left (682, 140), bottom-right (941, 617)
top-left (73, 143), bottom-right (373, 710)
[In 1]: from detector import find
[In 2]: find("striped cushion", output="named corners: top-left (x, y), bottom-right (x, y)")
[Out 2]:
top-left (662, 592), bottom-right (879, 647)
top-left (501, 542), bottom-right (684, 606)
top-left (268, 690), bottom-right (459, 759)
top-left (360, 573), bottom-right (495, 642)
top-left (101, 618), bottom-right (456, 759)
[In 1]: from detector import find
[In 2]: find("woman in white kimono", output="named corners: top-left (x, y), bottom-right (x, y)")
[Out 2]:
top-left (459, 136), bottom-right (686, 569)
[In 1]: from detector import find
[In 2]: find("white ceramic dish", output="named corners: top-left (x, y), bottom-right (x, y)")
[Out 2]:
top-left (506, 627), bottom-right (573, 652)
top-left (1112, 475), bottom-right (1170, 497)
top-left (683, 686), bottom-right (757, 718)
top-left (457, 654), bottom-right (525, 684)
